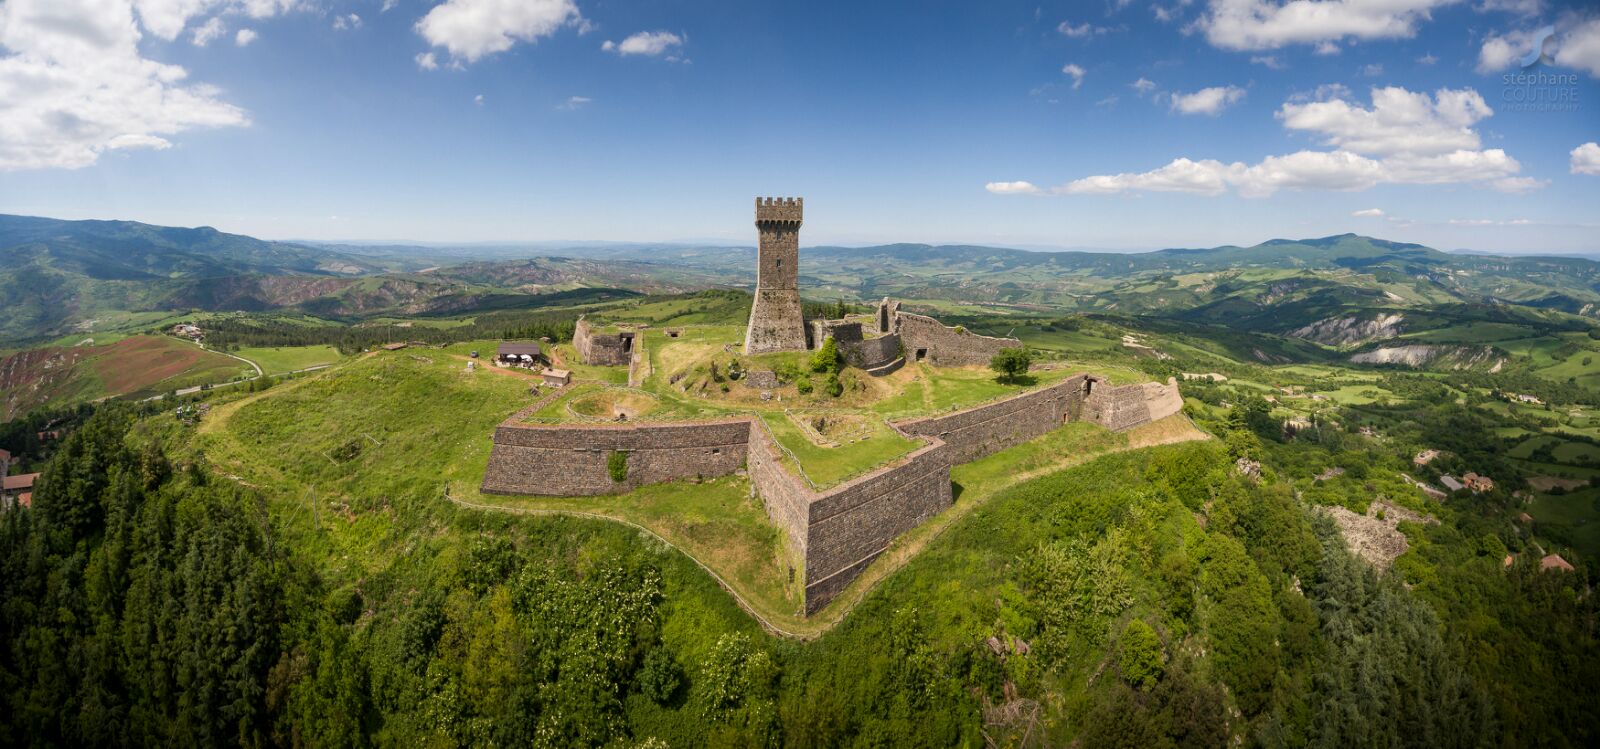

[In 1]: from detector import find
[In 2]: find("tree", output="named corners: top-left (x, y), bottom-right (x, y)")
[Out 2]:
top-left (989, 347), bottom-right (1033, 383)
top-left (1118, 619), bottom-right (1164, 689)
top-left (811, 336), bottom-right (843, 375)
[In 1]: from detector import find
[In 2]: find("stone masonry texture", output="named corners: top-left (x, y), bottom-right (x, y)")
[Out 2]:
top-left (480, 370), bottom-right (1180, 615)
top-left (745, 197), bottom-right (809, 354)
top-left (893, 311), bottom-right (1022, 367)
top-left (575, 316), bottom-right (633, 366)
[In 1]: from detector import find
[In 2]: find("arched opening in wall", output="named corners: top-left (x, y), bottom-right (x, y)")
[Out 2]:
top-left (915, 348), bottom-right (928, 362)
top-left (621, 334), bottom-right (634, 354)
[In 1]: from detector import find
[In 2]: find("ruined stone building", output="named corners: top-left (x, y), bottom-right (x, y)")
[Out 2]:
top-left (574, 316), bottom-right (635, 366)
top-left (744, 197), bottom-right (809, 354)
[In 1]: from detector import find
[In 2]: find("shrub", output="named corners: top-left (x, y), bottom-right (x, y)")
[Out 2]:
top-left (1118, 619), bottom-right (1164, 689)
top-left (637, 647), bottom-right (682, 705)
top-left (810, 336), bottom-right (842, 374)
top-left (825, 373), bottom-right (843, 398)
top-left (608, 450), bottom-right (629, 483)
top-left (989, 347), bottom-right (1033, 383)
top-left (796, 376), bottom-right (814, 394)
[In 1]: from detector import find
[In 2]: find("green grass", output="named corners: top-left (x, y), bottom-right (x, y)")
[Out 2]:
top-left (1528, 488), bottom-right (1600, 562)
top-left (466, 476), bottom-right (802, 617)
top-left (760, 413), bottom-right (919, 488)
top-left (234, 345), bottom-right (342, 374)
top-left (1509, 435), bottom-right (1563, 460)
top-left (1310, 382), bottom-right (1402, 406)
top-left (1403, 323), bottom-right (1537, 344)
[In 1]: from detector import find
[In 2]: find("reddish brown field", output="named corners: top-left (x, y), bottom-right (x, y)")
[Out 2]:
top-left (90, 337), bottom-right (243, 394)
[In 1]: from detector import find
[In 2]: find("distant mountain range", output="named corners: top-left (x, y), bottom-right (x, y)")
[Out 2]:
top-left (4, 213), bottom-right (1599, 345)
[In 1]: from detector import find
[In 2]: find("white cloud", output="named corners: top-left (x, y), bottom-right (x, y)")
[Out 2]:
top-left (1250, 54), bottom-right (1285, 68)
top-left (1314, 40), bottom-right (1342, 55)
top-left (998, 85), bottom-right (1537, 198)
top-left (0, 0), bottom-right (250, 171)
top-left (1477, 27), bottom-right (1539, 72)
top-left (1352, 207), bottom-right (1384, 216)
top-left (1278, 86), bottom-right (1492, 157)
top-left (381, 0), bottom-right (398, 11)
top-left (131, 0), bottom-right (300, 41)
top-left (1417, 52), bottom-right (1437, 64)
top-left (1478, 20), bottom-right (1600, 75)
top-left (1195, 0), bottom-right (1455, 51)
top-left (415, 51), bottom-right (438, 70)
top-left (557, 95), bottom-right (591, 110)
top-left (1154, 1), bottom-right (1194, 23)
top-left (416, 0), bottom-right (582, 64)
top-left (1489, 176), bottom-right (1546, 192)
top-left (474, 93), bottom-right (484, 105)
top-left (1061, 63), bottom-right (1086, 89)
top-left (1361, 63), bottom-right (1383, 75)
top-left (1170, 85), bottom-right (1247, 115)
top-left (1476, 0), bottom-right (1542, 15)
top-left (985, 181), bottom-right (1041, 195)
top-left (601, 30), bottom-right (683, 57)
top-left (1556, 17), bottom-right (1600, 76)
top-left (1131, 77), bottom-right (1158, 94)
top-left (333, 13), bottom-right (361, 31)
top-left (1572, 142), bottom-right (1600, 175)
top-left (235, 28), bottom-right (257, 46)
top-left (1057, 21), bottom-right (1108, 38)
top-left (191, 17), bottom-right (226, 46)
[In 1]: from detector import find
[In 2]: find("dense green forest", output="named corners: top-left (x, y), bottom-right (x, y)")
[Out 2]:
top-left (4, 397), bottom-right (1592, 746)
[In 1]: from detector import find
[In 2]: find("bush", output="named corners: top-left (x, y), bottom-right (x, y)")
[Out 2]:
top-left (796, 376), bottom-right (814, 394)
top-left (637, 647), bottom-right (682, 705)
top-left (825, 373), bottom-right (843, 398)
top-left (608, 450), bottom-right (629, 483)
top-left (1118, 619), bottom-right (1164, 689)
top-left (810, 336), bottom-right (842, 374)
top-left (989, 347), bottom-right (1033, 383)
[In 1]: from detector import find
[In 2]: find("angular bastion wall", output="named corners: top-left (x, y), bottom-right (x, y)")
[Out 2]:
top-left (574, 316), bottom-right (634, 366)
top-left (479, 374), bottom-right (1184, 614)
top-left (893, 312), bottom-right (1021, 367)
top-left (482, 419), bottom-right (750, 496)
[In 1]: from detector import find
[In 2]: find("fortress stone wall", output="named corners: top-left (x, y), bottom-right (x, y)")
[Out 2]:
top-left (574, 316), bottom-right (634, 366)
top-left (746, 420), bottom-right (953, 614)
top-left (811, 318), bottom-right (901, 370)
top-left (1083, 377), bottom-right (1183, 432)
top-left (481, 419), bottom-right (749, 496)
top-left (892, 311), bottom-right (1022, 367)
top-left (480, 372), bottom-right (1183, 615)
top-left (896, 375), bottom-right (1089, 463)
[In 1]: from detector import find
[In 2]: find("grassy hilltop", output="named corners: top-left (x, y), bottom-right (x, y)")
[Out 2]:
top-left (3, 220), bottom-right (1600, 744)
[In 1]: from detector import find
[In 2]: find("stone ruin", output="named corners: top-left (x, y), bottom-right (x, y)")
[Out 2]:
top-left (744, 197), bottom-right (809, 354)
top-left (482, 373), bottom-right (1184, 615)
top-left (740, 196), bottom-right (1022, 370)
top-left (482, 196), bottom-right (1187, 615)
top-left (574, 315), bottom-right (634, 366)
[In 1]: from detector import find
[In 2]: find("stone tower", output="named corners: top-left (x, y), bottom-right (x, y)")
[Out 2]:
top-left (744, 196), bottom-right (809, 354)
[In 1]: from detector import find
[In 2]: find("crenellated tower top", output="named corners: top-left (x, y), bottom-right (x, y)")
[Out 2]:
top-left (755, 196), bottom-right (803, 225)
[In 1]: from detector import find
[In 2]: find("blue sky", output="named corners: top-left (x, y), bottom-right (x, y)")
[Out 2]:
top-left (1, 0), bottom-right (1597, 252)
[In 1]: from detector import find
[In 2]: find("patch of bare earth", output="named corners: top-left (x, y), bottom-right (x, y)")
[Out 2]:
top-left (1319, 500), bottom-right (1439, 570)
